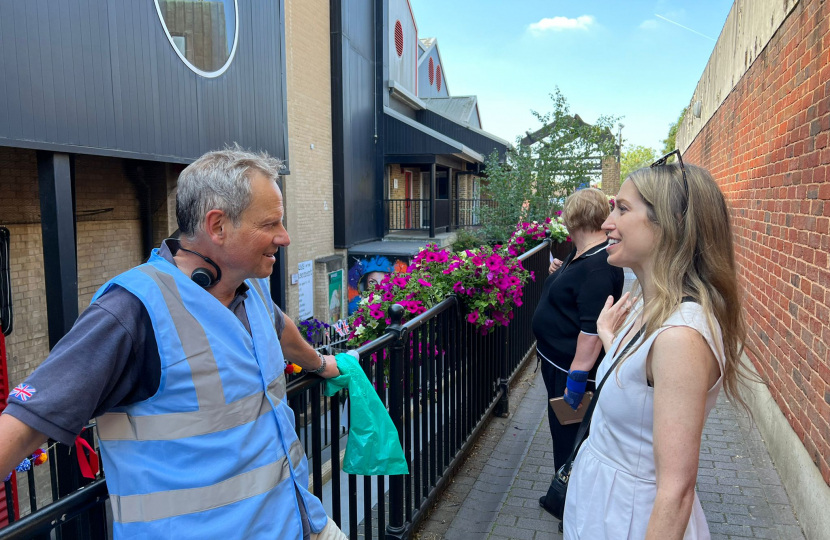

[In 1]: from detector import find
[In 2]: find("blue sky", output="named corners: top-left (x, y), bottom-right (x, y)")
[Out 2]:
top-left (411, 0), bottom-right (734, 151)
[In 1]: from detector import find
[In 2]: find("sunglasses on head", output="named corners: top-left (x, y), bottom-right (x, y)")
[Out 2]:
top-left (650, 149), bottom-right (689, 215)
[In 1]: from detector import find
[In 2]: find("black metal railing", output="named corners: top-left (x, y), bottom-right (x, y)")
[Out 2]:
top-left (452, 199), bottom-right (497, 228)
top-left (1, 424), bottom-right (107, 540)
top-left (384, 199), bottom-right (431, 231)
top-left (1, 240), bottom-right (551, 540)
top-left (384, 198), bottom-right (498, 232)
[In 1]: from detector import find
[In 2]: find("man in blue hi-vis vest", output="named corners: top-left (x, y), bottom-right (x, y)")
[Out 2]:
top-left (0, 146), bottom-right (347, 539)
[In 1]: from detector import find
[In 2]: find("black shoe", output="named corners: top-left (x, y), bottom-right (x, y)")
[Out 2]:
top-left (540, 496), bottom-right (565, 534)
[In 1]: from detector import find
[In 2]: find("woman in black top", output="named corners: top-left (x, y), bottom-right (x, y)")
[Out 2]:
top-left (533, 188), bottom-right (624, 512)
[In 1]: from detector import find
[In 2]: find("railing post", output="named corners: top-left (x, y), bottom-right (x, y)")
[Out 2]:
top-left (494, 325), bottom-right (510, 418)
top-left (385, 304), bottom-right (408, 540)
top-left (429, 163), bottom-right (436, 238)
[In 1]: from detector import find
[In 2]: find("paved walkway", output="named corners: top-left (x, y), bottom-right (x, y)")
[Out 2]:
top-left (416, 358), bottom-right (807, 540)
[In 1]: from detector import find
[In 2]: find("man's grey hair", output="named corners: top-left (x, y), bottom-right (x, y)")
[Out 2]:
top-left (176, 145), bottom-right (283, 239)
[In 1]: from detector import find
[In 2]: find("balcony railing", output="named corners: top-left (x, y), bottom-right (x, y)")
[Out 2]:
top-left (1, 240), bottom-right (551, 540)
top-left (383, 198), bottom-right (497, 233)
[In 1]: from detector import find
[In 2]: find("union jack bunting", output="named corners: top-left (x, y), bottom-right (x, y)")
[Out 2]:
top-left (11, 384), bottom-right (36, 402)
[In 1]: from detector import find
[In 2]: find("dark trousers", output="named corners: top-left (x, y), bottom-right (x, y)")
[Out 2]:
top-left (540, 357), bottom-right (595, 472)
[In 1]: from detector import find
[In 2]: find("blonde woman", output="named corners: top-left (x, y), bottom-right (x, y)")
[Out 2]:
top-left (563, 152), bottom-right (749, 540)
top-left (533, 188), bottom-right (624, 517)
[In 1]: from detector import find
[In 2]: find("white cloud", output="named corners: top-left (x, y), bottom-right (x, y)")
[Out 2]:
top-left (639, 19), bottom-right (659, 30)
top-left (528, 15), bottom-right (595, 34)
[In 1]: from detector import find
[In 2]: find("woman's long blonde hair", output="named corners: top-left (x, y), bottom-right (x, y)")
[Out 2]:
top-left (622, 162), bottom-right (752, 409)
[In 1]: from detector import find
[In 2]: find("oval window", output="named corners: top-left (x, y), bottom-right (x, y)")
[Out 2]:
top-left (394, 21), bottom-right (404, 57)
top-left (154, 0), bottom-right (239, 78)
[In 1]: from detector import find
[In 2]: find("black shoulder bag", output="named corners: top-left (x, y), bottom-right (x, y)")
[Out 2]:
top-left (541, 327), bottom-right (644, 520)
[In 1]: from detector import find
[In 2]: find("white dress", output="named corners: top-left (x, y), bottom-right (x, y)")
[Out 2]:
top-left (563, 302), bottom-right (724, 540)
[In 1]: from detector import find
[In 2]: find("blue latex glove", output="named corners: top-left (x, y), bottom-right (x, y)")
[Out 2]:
top-left (563, 370), bottom-right (589, 410)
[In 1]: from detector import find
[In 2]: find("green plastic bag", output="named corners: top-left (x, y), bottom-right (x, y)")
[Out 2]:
top-left (324, 352), bottom-right (408, 476)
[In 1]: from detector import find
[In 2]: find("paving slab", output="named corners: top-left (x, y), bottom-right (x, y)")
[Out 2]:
top-left (416, 358), bottom-right (808, 540)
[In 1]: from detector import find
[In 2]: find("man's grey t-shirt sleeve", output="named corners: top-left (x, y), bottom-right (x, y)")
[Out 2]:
top-left (3, 287), bottom-right (151, 446)
top-left (273, 302), bottom-right (286, 340)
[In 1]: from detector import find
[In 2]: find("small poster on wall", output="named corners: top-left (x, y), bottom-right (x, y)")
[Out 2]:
top-left (328, 269), bottom-right (344, 325)
top-left (298, 260), bottom-right (314, 320)
top-left (346, 254), bottom-right (410, 315)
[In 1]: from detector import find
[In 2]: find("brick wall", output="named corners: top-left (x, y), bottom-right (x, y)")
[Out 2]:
top-left (0, 149), bottom-right (144, 389)
top-left (283, 0), bottom-right (342, 323)
top-left (386, 164), bottom-right (428, 229)
top-left (601, 156), bottom-right (620, 196)
top-left (682, 0), bottom-right (830, 485)
top-left (385, 167), bottom-right (483, 229)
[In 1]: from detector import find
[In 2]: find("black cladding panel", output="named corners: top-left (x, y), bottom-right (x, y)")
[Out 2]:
top-left (416, 109), bottom-right (508, 162)
top-left (0, 0), bottom-right (288, 164)
top-left (332, 0), bottom-right (379, 248)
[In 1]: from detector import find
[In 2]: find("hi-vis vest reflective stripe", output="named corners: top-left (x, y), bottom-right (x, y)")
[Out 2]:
top-left (92, 251), bottom-right (327, 539)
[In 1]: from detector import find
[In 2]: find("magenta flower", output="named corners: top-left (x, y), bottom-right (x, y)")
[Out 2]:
top-left (485, 255), bottom-right (502, 269)
top-left (392, 276), bottom-right (409, 288)
top-left (453, 281), bottom-right (465, 294)
top-left (382, 291), bottom-right (395, 301)
top-left (515, 236), bottom-right (525, 244)
top-left (467, 310), bottom-right (479, 324)
top-left (417, 278), bottom-right (432, 287)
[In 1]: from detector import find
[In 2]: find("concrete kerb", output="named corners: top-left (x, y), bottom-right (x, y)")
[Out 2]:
top-left (739, 353), bottom-right (830, 540)
top-left (308, 449), bottom-right (346, 494)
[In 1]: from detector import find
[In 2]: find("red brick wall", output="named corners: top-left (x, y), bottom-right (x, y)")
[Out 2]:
top-left (683, 0), bottom-right (830, 485)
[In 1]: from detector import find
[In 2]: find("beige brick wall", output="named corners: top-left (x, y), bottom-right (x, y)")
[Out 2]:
top-left (601, 156), bottom-right (621, 196)
top-left (386, 164), bottom-right (427, 229)
top-left (0, 149), bottom-right (144, 389)
top-left (3, 223), bottom-right (49, 390)
top-left (153, 164), bottom-right (184, 246)
top-left (283, 0), bottom-right (342, 324)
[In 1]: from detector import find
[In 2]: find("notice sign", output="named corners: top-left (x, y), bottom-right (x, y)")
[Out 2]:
top-left (328, 269), bottom-right (344, 324)
top-left (298, 260), bottom-right (314, 320)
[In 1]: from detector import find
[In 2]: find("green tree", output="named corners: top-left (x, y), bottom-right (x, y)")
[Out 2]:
top-left (620, 144), bottom-right (657, 182)
top-left (479, 88), bottom-right (619, 243)
top-left (661, 107), bottom-right (687, 157)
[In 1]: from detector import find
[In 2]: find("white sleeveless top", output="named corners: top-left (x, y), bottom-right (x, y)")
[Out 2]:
top-left (563, 302), bottom-right (725, 540)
